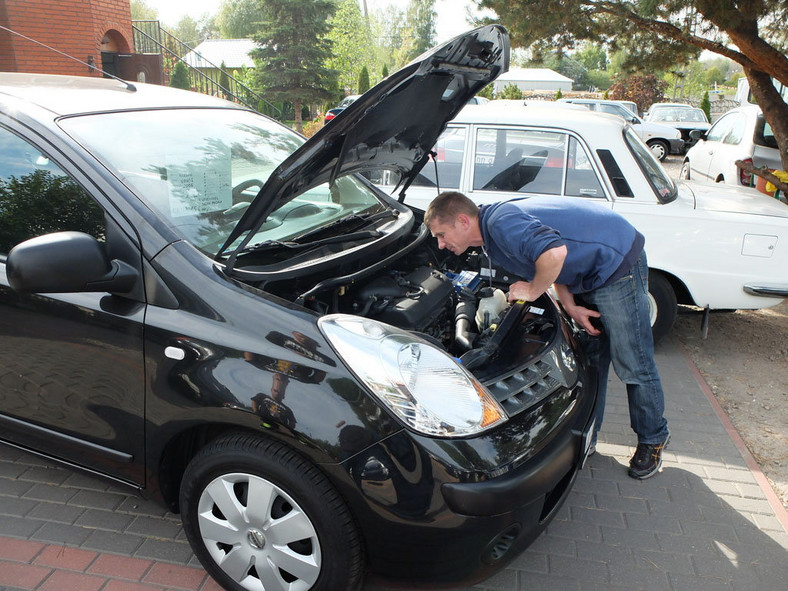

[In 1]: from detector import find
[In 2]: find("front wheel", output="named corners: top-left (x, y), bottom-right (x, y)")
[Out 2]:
top-left (647, 271), bottom-right (677, 343)
top-left (679, 160), bottom-right (691, 180)
top-left (647, 140), bottom-right (669, 161)
top-left (180, 433), bottom-right (364, 591)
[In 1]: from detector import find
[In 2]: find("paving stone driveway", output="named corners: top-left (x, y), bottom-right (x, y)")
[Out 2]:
top-left (1, 334), bottom-right (787, 591)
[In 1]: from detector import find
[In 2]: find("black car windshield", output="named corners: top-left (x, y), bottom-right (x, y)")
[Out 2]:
top-left (59, 108), bottom-right (387, 256)
top-left (623, 127), bottom-right (677, 203)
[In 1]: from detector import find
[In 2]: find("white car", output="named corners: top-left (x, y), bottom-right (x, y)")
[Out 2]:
top-left (681, 105), bottom-right (781, 189)
top-left (381, 102), bottom-right (788, 340)
top-left (644, 102), bottom-right (711, 151)
top-left (557, 98), bottom-right (683, 160)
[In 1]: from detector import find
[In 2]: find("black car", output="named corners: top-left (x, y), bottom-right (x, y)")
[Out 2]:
top-left (0, 26), bottom-right (596, 591)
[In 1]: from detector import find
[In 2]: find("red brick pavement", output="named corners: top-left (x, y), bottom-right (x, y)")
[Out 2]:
top-left (0, 537), bottom-right (223, 591)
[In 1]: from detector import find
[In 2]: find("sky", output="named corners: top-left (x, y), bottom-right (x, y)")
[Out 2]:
top-left (143, 0), bottom-right (493, 44)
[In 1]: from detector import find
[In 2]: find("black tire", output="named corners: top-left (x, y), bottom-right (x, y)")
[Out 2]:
top-left (679, 160), bottom-right (691, 180)
top-left (648, 271), bottom-right (677, 343)
top-left (180, 433), bottom-right (364, 591)
top-left (646, 140), bottom-right (669, 161)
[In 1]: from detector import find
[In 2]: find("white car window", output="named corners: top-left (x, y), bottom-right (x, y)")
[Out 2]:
top-left (597, 103), bottom-right (633, 120)
top-left (410, 126), bottom-right (466, 189)
top-left (723, 114), bottom-right (747, 145)
top-left (706, 112), bottom-right (737, 142)
top-left (470, 128), bottom-right (604, 198)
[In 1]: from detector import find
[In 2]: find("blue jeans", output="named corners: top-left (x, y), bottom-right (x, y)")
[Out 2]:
top-left (581, 253), bottom-right (669, 444)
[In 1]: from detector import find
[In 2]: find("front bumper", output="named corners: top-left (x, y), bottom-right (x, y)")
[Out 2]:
top-left (338, 368), bottom-right (597, 587)
top-left (669, 138), bottom-right (685, 154)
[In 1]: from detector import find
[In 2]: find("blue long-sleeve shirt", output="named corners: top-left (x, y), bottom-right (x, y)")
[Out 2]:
top-left (478, 197), bottom-right (645, 294)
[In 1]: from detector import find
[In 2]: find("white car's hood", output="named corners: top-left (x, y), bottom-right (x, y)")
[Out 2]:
top-left (679, 179), bottom-right (788, 219)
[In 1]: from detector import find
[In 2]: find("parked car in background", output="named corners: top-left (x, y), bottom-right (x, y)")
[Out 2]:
top-left (323, 94), bottom-right (359, 123)
top-left (612, 99), bottom-right (639, 116)
top-left (467, 95), bottom-right (490, 104)
top-left (680, 105), bottom-right (781, 190)
top-left (0, 26), bottom-right (600, 591)
top-left (557, 98), bottom-right (683, 160)
top-left (375, 102), bottom-right (788, 341)
top-left (645, 102), bottom-right (711, 151)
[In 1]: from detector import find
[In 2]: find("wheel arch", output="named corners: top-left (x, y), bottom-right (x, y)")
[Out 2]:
top-left (650, 267), bottom-right (693, 306)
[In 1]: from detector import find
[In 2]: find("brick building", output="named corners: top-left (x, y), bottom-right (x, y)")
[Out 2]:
top-left (0, 0), bottom-right (159, 82)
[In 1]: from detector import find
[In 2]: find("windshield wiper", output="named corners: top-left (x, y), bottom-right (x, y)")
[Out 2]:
top-left (292, 208), bottom-right (399, 243)
top-left (244, 230), bottom-right (382, 254)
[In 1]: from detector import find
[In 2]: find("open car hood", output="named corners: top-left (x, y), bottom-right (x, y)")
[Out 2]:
top-left (218, 25), bottom-right (509, 263)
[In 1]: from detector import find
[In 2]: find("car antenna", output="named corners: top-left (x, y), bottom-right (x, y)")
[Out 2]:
top-left (0, 25), bottom-right (137, 91)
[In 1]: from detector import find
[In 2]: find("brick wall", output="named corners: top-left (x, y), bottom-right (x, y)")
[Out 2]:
top-left (0, 0), bottom-right (132, 76)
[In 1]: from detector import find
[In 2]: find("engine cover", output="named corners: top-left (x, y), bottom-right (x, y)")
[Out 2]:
top-left (356, 266), bottom-right (455, 330)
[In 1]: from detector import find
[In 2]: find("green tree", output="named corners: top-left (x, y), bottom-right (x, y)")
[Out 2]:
top-left (574, 44), bottom-right (606, 71)
top-left (170, 61), bottom-right (191, 90)
top-left (700, 90), bottom-right (711, 123)
top-left (555, 88), bottom-right (563, 99)
top-left (478, 83), bottom-right (494, 99)
top-left (219, 61), bottom-right (231, 99)
top-left (608, 74), bottom-right (666, 114)
top-left (393, 0), bottom-right (437, 67)
top-left (358, 65), bottom-right (370, 93)
top-left (370, 5), bottom-right (405, 72)
top-left (170, 15), bottom-right (202, 47)
top-left (250, 0), bottom-right (337, 132)
top-left (476, 0), bottom-right (788, 170)
top-left (381, 63), bottom-right (389, 78)
top-left (217, 0), bottom-right (264, 39)
top-left (499, 83), bottom-right (523, 100)
top-left (704, 66), bottom-right (725, 88)
top-left (130, 0), bottom-right (158, 20)
top-left (326, 0), bottom-right (373, 95)
top-left (587, 69), bottom-right (611, 91)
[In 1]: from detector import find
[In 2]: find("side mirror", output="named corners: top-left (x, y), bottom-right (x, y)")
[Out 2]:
top-left (6, 231), bottom-right (138, 294)
top-left (689, 129), bottom-right (706, 141)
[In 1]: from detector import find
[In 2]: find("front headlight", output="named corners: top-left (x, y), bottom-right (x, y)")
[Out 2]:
top-left (319, 315), bottom-right (505, 437)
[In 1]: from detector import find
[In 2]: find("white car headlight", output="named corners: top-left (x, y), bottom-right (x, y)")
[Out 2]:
top-left (319, 315), bottom-right (505, 437)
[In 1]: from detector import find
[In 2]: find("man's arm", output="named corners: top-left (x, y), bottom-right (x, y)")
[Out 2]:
top-left (507, 244), bottom-right (567, 303)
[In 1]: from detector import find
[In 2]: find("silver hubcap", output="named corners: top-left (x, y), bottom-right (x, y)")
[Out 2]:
top-left (647, 290), bottom-right (658, 327)
top-left (197, 473), bottom-right (321, 591)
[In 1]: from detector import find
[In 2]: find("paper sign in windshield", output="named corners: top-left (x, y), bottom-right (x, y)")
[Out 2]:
top-left (167, 152), bottom-right (232, 217)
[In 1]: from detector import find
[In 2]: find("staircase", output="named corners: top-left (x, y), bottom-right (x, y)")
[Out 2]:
top-left (131, 20), bottom-right (281, 119)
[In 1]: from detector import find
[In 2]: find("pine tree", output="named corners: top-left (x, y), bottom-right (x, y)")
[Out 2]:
top-left (250, 0), bottom-right (337, 132)
top-left (170, 61), bottom-right (191, 90)
top-left (358, 66), bottom-right (370, 93)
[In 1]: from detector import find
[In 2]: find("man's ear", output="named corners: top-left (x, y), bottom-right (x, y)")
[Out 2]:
top-left (456, 213), bottom-right (470, 229)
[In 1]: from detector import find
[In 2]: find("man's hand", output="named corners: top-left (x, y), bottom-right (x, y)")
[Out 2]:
top-left (566, 304), bottom-right (603, 336)
top-left (553, 283), bottom-right (603, 336)
top-left (507, 280), bottom-right (534, 303)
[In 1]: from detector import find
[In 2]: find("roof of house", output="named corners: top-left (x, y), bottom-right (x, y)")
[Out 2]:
top-left (496, 67), bottom-right (574, 83)
top-left (182, 39), bottom-right (257, 69)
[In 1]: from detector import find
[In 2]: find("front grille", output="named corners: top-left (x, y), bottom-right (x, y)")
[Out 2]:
top-left (485, 357), bottom-right (562, 416)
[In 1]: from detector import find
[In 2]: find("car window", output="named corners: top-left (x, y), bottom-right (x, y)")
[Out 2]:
top-left (623, 127), bottom-right (676, 203)
top-left (60, 109), bottom-right (387, 256)
top-left (0, 126), bottom-right (105, 254)
top-left (471, 127), bottom-right (605, 198)
top-left (597, 103), bottom-right (632, 120)
top-left (754, 115), bottom-right (778, 149)
top-left (705, 112), bottom-right (736, 142)
top-left (411, 126), bottom-right (466, 189)
top-left (723, 113), bottom-right (746, 145)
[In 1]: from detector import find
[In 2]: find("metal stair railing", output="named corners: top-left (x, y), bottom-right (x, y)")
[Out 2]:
top-left (131, 20), bottom-right (281, 120)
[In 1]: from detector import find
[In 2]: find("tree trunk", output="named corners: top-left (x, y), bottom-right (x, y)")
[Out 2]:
top-left (294, 99), bottom-right (303, 133)
top-left (745, 68), bottom-right (788, 172)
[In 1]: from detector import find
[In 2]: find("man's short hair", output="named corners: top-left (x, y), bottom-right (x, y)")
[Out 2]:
top-left (423, 191), bottom-right (479, 227)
